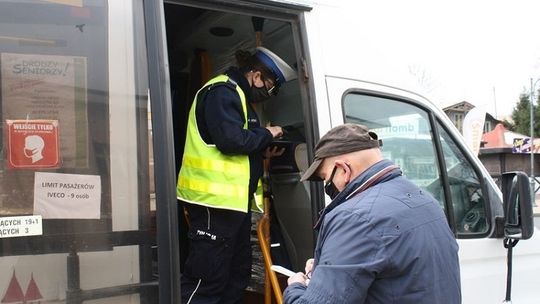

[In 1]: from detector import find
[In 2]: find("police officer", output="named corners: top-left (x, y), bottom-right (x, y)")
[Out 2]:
top-left (177, 47), bottom-right (296, 304)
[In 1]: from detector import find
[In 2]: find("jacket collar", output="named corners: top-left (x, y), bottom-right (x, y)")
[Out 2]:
top-left (314, 159), bottom-right (401, 229)
top-left (225, 67), bottom-right (252, 101)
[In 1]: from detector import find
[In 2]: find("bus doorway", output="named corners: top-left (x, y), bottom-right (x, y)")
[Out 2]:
top-left (163, 1), bottom-right (315, 299)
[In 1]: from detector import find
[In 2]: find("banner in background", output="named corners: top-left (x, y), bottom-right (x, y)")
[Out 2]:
top-left (512, 138), bottom-right (540, 153)
top-left (462, 107), bottom-right (486, 156)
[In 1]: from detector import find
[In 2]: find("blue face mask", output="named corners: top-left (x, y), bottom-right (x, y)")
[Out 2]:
top-left (324, 166), bottom-right (339, 200)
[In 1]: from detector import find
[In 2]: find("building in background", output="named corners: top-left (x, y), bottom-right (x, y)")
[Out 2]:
top-left (443, 101), bottom-right (502, 134)
top-left (443, 101), bottom-right (475, 133)
top-left (443, 102), bottom-right (535, 191)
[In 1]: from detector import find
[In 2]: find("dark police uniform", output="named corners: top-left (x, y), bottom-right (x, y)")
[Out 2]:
top-left (180, 67), bottom-right (273, 304)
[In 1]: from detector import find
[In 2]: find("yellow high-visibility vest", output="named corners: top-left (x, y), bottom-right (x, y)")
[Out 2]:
top-left (177, 75), bottom-right (264, 213)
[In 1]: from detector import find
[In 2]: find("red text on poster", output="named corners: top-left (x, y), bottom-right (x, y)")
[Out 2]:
top-left (6, 120), bottom-right (60, 169)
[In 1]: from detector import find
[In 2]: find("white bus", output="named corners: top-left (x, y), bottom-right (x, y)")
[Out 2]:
top-left (0, 1), bottom-right (536, 303)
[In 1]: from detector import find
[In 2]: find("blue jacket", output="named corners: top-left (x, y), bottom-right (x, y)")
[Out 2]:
top-left (284, 159), bottom-right (461, 303)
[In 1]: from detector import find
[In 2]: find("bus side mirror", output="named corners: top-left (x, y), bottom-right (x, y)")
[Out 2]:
top-left (502, 172), bottom-right (534, 240)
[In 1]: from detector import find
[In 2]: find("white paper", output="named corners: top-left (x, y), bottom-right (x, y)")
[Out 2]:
top-left (270, 265), bottom-right (296, 277)
top-left (0, 215), bottom-right (42, 238)
top-left (33, 172), bottom-right (101, 219)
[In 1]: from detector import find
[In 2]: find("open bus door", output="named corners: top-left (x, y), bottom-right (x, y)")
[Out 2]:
top-left (162, 1), bottom-right (317, 301)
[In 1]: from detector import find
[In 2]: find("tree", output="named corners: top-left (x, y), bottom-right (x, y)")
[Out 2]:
top-left (510, 92), bottom-right (540, 137)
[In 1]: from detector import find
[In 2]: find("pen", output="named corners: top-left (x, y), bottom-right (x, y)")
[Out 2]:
top-left (305, 271), bottom-right (311, 285)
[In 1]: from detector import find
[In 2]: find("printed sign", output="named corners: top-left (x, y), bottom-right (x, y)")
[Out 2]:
top-left (513, 138), bottom-right (529, 153)
top-left (0, 215), bottom-right (43, 238)
top-left (6, 120), bottom-right (60, 169)
top-left (34, 172), bottom-right (101, 219)
top-left (1, 53), bottom-right (88, 168)
top-left (512, 137), bottom-right (540, 153)
top-left (372, 115), bottom-right (423, 139)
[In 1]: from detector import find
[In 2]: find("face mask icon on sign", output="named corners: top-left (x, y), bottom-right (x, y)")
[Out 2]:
top-left (23, 135), bottom-right (45, 163)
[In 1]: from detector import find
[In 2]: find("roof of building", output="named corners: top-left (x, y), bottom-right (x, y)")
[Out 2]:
top-left (481, 123), bottom-right (527, 148)
top-left (442, 101), bottom-right (475, 113)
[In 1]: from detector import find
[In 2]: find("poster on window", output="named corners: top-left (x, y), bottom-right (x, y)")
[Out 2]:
top-left (1, 53), bottom-right (88, 168)
top-left (6, 119), bottom-right (60, 169)
top-left (33, 172), bottom-right (101, 219)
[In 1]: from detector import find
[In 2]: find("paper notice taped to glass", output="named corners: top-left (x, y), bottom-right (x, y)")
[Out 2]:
top-left (33, 172), bottom-right (101, 219)
top-left (0, 215), bottom-right (42, 238)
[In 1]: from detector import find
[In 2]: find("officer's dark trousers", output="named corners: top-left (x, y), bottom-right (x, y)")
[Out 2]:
top-left (181, 203), bottom-right (252, 304)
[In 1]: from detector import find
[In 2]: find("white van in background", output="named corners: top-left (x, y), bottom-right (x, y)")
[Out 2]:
top-left (0, 1), bottom-right (536, 303)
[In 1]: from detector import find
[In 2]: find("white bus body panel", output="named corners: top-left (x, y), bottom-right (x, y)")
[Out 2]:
top-left (322, 66), bottom-right (540, 304)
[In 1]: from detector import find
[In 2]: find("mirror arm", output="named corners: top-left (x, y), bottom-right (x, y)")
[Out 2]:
top-left (493, 216), bottom-right (505, 238)
top-left (502, 238), bottom-right (519, 303)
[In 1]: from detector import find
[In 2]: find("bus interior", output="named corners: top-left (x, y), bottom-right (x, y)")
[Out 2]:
top-left (163, 1), bottom-right (315, 295)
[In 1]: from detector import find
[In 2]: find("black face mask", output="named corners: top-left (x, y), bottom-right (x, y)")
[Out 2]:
top-left (251, 86), bottom-right (271, 103)
top-left (324, 166), bottom-right (340, 200)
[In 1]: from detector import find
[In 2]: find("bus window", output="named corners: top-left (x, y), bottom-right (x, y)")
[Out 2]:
top-left (0, 0), bottom-right (157, 302)
top-left (436, 124), bottom-right (488, 235)
top-left (343, 93), bottom-right (488, 236)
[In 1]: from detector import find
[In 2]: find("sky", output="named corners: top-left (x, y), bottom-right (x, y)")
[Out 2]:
top-left (341, 0), bottom-right (540, 119)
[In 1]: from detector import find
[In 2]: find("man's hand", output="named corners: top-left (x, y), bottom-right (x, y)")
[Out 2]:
top-left (287, 272), bottom-right (309, 286)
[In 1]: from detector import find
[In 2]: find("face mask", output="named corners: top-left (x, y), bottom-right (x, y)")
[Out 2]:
top-left (24, 148), bottom-right (35, 158)
top-left (251, 85), bottom-right (271, 103)
top-left (324, 166), bottom-right (340, 200)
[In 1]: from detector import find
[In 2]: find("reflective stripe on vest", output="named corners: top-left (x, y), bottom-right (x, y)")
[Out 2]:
top-left (177, 74), bottom-right (264, 213)
top-left (252, 179), bottom-right (264, 213)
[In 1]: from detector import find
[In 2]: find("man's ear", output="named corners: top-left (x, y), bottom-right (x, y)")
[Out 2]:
top-left (335, 159), bottom-right (352, 183)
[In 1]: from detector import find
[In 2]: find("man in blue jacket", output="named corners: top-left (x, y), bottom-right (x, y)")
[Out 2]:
top-left (284, 123), bottom-right (461, 304)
